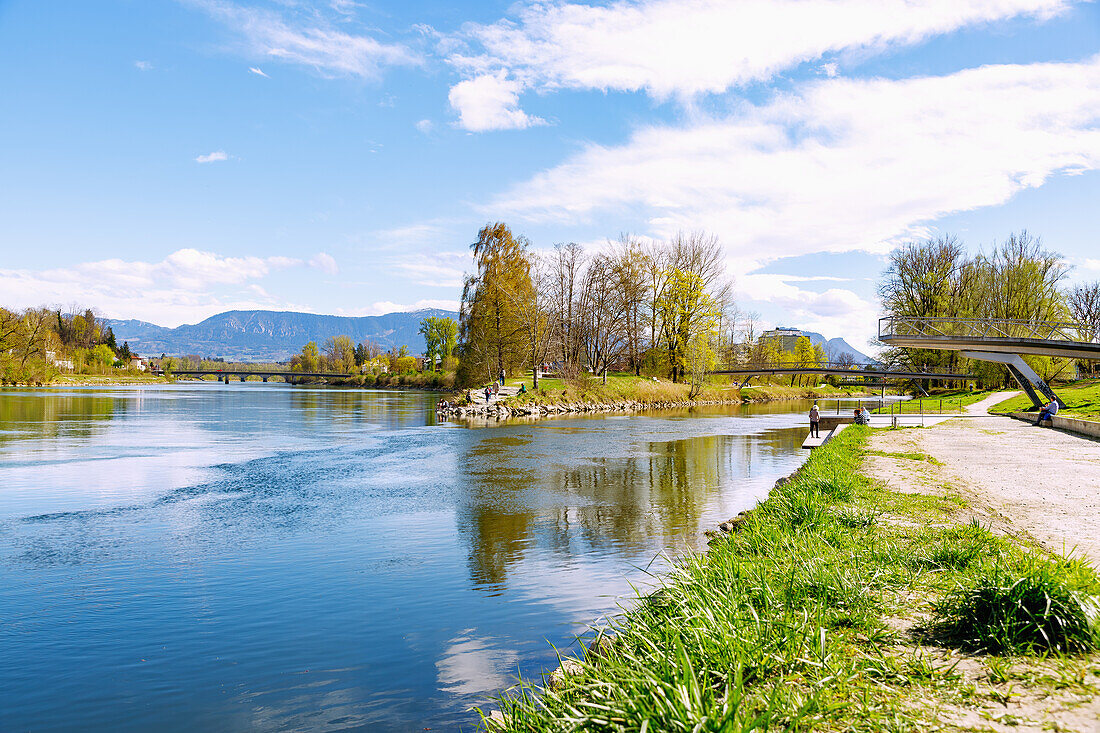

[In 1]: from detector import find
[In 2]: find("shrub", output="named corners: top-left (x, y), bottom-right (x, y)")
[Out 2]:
top-left (933, 558), bottom-right (1100, 653)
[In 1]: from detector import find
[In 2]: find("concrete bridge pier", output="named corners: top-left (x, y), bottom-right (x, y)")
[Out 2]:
top-left (262, 376), bottom-right (268, 382)
top-left (240, 375), bottom-right (247, 382)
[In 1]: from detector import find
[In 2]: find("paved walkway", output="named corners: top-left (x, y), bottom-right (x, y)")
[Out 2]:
top-left (467, 384), bottom-right (521, 406)
top-left (865, 391), bottom-right (1100, 566)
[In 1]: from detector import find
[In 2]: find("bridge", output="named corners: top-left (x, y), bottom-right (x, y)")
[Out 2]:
top-left (709, 361), bottom-right (973, 392)
top-left (879, 316), bottom-right (1100, 409)
top-left (170, 370), bottom-right (355, 383)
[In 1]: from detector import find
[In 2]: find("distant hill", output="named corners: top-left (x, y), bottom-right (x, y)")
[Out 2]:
top-left (108, 309), bottom-right (458, 362)
top-left (801, 331), bottom-right (874, 364)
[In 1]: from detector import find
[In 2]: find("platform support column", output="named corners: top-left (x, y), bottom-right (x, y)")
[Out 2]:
top-left (960, 351), bottom-right (1061, 410)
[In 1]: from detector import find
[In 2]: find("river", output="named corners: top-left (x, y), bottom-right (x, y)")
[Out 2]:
top-left (0, 384), bottom-right (860, 731)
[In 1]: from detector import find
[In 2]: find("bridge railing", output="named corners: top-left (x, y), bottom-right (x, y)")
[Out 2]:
top-left (712, 361), bottom-right (971, 376)
top-left (879, 316), bottom-right (1098, 344)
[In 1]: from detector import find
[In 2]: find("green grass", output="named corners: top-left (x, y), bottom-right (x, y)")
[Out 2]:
top-left (873, 390), bottom-right (995, 415)
top-left (991, 378), bottom-right (1100, 421)
top-left (483, 428), bottom-right (1100, 732)
top-left (933, 556), bottom-right (1100, 654)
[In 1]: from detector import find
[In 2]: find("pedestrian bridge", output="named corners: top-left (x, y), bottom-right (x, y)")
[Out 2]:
top-left (711, 361), bottom-right (971, 379)
top-left (878, 316), bottom-right (1100, 360)
top-left (878, 316), bottom-right (1100, 409)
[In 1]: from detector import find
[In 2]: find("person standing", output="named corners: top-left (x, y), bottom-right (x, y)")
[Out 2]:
top-left (809, 403), bottom-right (820, 438)
top-left (499, 368), bottom-right (505, 386)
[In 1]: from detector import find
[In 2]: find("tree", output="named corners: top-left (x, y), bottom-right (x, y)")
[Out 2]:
top-left (458, 223), bottom-right (533, 385)
top-left (550, 241), bottom-right (586, 378)
top-left (611, 236), bottom-right (649, 375)
top-left (354, 339), bottom-right (383, 367)
top-left (324, 335), bottom-right (356, 374)
top-left (1069, 281), bottom-right (1100, 376)
top-left (290, 341), bottom-right (320, 372)
top-left (657, 269), bottom-right (722, 383)
top-left (578, 254), bottom-right (627, 384)
top-left (419, 316), bottom-right (458, 371)
top-left (507, 251), bottom-right (557, 389)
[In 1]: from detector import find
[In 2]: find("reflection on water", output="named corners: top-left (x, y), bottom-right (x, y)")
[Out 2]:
top-left (0, 384), bottom-right (834, 731)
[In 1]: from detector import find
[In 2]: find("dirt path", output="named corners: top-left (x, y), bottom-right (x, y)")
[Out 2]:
top-left (865, 391), bottom-right (1100, 566)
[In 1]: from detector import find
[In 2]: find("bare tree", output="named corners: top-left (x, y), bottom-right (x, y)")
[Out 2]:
top-left (507, 250), bottom-right (558, 389)
top-left (550, 242), bottom-right (586, 378)
top-left (578, 254), bottom-right (628, 384)
top-left (1069, 281), bottom-right (1100, 376)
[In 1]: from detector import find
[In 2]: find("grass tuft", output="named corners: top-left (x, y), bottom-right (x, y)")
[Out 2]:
top-left (933, 557), bottom-right (1100, 653)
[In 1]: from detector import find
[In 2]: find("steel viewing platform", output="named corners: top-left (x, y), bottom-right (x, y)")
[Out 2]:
top-left (878, 316), bottom-right (1100, 409)
top-left (878, 316), bottom-right (1100, 360)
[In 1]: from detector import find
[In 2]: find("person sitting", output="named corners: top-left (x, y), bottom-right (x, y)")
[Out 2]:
top-left (518, 383), bottom-right (527, 394)
top-left (853, 407), bottom-right (870, 425)
top-left (1035, 399), bottom-right (1059, 426)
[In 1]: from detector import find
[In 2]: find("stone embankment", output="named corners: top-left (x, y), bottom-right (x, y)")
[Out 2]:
top-left (441, 397), bottom-right (742, 420)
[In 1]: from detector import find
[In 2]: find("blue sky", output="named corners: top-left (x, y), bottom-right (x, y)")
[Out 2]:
top-left (1, 0), bottom-right (1099, 352)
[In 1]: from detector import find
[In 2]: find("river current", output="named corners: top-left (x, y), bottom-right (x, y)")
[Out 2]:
top-left (0, 384), bottom-right (856, 731)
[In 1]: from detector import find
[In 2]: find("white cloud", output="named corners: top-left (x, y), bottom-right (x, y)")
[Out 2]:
top-left (194, 0), bottom-right (419, 79)
top-left (492, 55), bottom-right (1100, 265)
top-left (134, 60), bottom-right (152, 71)
top-left (415, 118), bottom-right (434, 134)
top-left (248, 66), bottom-right (269, 77)
top-left (448, 74), bottom-right (545, 132)
top-left (0, 249), bottom-right (318, 327)
top-left (450, 0), bottom-right (1072, 100)
top-left (335, 299), bottom-right (460, 316)
top-left (738, 273), bottom-right (880, 353)
top-left (309, 252), bottom-right (339, 275)
top-left (195, 150), bottom-right (229, 163)
top-left (820, 62), bottom-right (839, 78)
top-left (392, 250), bottom-right (470, 288)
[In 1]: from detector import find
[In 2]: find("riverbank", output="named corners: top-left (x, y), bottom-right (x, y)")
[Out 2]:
top-left (486, 420), bottom-right (1100, 730)
top-left (8, 373), bottom-right (175, 387)
top-left (445, 377), bottom-right (877, 419)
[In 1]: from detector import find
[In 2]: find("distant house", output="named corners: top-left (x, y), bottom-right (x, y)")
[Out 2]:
top-left (45, 350), bottom-right (75, 372)
top-left (130, 356), bottom-right (147, 372)
top-left (760, 327), bottom-right (803, 353)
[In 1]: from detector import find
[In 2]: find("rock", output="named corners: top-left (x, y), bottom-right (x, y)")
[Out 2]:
top-left (718, 521), bottom-right (734, 533)
top-left (548, 658), bottom-right (585, 690)
top-left (484, 709), bottom-right (508, 730)
top-left (585, 633), bottom-right (615, 659)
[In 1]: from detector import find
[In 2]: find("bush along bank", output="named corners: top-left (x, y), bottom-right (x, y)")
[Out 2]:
top-left (483, 427), bottom-right (1100, 731)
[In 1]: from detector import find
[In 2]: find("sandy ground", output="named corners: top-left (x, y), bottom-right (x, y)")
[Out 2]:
top-left (867, 392), bottom-right (1100, 732)
top-left (865, 391), bottom-right (1100, 567)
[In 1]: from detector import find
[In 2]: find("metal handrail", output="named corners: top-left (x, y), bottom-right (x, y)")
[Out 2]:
top-left (713, 361), bottom-right (972, 376)
top-left (878, 316), bottom-right (1099, 344)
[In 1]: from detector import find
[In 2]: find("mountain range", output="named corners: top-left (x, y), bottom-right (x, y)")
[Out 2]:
top-left (109, 309), bottom-right (873, 365)
top-left (108, 309), bottom-right (458, 362)
top-left (801, 331), bottom-right (873, 364)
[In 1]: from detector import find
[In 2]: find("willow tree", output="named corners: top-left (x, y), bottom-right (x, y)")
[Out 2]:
top-left (459, 223), bottom-right (533, 385)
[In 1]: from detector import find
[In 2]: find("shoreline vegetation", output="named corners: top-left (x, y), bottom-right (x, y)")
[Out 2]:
top-left (483, 427), bottom-right (1100, 731)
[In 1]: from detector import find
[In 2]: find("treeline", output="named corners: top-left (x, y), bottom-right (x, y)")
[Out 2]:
top-left (880, 231), bottom-right (1100, 381)
top-left (0, 306), bottom-right (134, 384)
top-left (284, 316), bottom-right (459, 388)
top-left (459, 223), bottom-right (738, 393)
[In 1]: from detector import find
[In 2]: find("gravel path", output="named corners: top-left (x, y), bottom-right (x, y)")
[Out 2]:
top-left (865, 391), bottom-right (1100, 566)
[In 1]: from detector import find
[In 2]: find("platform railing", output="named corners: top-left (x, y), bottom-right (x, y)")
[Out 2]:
top-left (879, 316), bottom-right (1098, 344)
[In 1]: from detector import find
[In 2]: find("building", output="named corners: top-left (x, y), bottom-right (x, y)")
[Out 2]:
top-left (129, 357), bottom-right (147, 371)
top-left (760, 327), bottom-right (803, 353)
